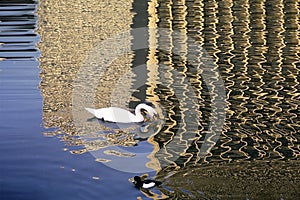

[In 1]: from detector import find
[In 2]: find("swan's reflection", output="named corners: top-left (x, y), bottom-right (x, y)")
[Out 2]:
top-left (87, 114), bottom-right (164, 139)
top-left (83, 114), bottom-right (164, 173)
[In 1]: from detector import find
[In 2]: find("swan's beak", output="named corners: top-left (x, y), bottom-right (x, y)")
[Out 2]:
top-left (144, 113), bottom-right (158, 122)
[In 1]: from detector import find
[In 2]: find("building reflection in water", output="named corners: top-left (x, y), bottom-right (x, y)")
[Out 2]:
top-left (39, 0), bottom-right (300, 198)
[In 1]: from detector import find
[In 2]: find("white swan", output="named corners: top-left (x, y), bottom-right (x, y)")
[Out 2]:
top-left (85, 103), bottom-right (157, 123)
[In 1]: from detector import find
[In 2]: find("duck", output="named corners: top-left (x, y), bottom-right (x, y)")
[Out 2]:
top-left (132, 176), bottom-right (162, 189)
top-left (85, 103), bottom-right (157, 123)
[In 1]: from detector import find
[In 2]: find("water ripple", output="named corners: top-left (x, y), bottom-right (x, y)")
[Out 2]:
top-left (38, 0), bottom-right (300, 172)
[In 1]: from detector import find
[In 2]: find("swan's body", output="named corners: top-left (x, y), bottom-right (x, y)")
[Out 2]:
top-left (85, 103), bottom-right (157, 123)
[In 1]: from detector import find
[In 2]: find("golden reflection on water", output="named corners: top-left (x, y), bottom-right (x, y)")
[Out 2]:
top-left (38, 0), bottom-right (134, 133)
top-left (39, 0), bottom-right (300, 198)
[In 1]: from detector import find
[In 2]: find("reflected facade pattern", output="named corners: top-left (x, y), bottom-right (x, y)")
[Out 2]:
top-left (39, 0), bottom-right (299, 198)
top-left (144, 0), bottom-right (299, 168)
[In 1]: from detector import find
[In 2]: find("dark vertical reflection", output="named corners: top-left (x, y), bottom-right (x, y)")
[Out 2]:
top-left (130, 0), bottom-right (149, 107)
top-left (153, 0), bottom-right (179, 168)
top-left (220, 0), bottom-right (252, 162)
top-left (214, 0), bottom-right (234, 162)
top-left (201, 0), bottom-right (225, 163)
top-left (280, 0), bottom-right (300, 157)
top-left (258, 0), bottom-right (285, 160)
top-left (241, 0), bottom-right (268, 160)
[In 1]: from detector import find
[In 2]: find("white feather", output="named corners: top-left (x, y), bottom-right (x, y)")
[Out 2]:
top-left (142, 182), bottom-right (156, 189)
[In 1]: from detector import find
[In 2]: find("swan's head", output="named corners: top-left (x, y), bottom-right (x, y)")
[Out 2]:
top-left (135, 103), bottom-right (158, 118)
top-left (136, 103), bottom-right (158, 118)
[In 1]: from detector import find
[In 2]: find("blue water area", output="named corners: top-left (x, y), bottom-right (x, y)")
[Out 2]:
top-left (0, 45), bottom-right (146, 200)
top-left (0, 2), bottom-right (150, 200)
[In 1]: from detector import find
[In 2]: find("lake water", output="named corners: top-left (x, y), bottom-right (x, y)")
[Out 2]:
top-left (0, 0), bottom-right (299, 199)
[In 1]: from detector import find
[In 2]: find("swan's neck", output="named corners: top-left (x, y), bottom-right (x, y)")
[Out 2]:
top-left (134, 104), bottom-right (145, 121)
top-left (134, 103), bottom-right (156, 122)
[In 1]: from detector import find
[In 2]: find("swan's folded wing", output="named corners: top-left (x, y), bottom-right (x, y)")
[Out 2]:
top-left (105, 107), bottom-right (137, 123)
top-left (85, 107), bottom-right (142, 123)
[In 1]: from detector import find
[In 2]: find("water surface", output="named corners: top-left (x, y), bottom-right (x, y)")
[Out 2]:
top-left (1, 0), bottom-right (299, 199)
